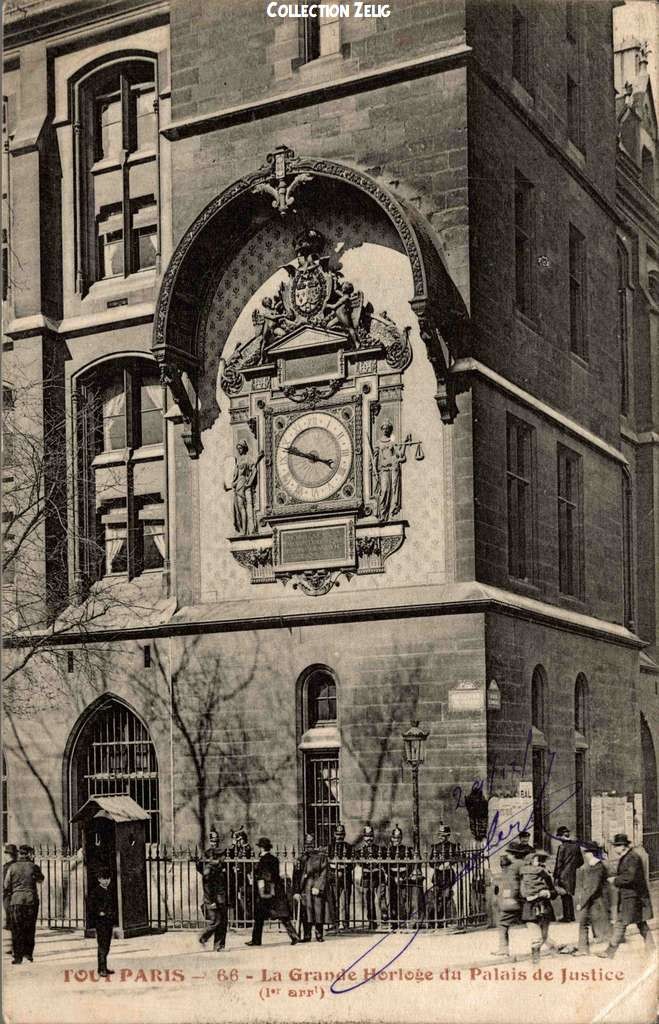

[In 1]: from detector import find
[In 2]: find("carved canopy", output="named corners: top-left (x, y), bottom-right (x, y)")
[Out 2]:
top-left (152, 152), bottom-right (470, 423)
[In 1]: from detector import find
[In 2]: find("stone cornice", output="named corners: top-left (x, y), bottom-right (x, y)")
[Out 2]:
top-left (5, 582), bottom-right (643, 651)
top-left (4, 0), bottom-right (169, 52)
top-left (451, 357), bottom-right (628, 466)
top-left (4, 304), bottom-right (154, 339)
top-left (161, 44), bottom-right (472, 142)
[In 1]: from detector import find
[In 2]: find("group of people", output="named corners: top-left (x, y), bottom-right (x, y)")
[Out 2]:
top-left (194, 820), bottom-right (479, 952)
top-left (494, 827), bottom-right (655, 962)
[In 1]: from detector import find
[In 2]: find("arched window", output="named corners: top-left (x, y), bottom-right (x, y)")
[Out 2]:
top-left (574, 674), bottom-right (589, 838)
top-left (641, 147), bottom-right (655, 196)
top-left (617, 241), bottom-right (630, 415)
top-left (530, 665), bottom-right (548, 849)
top-left (622, 468), bottom-right (635, 629)
top-left (76, 357), bottom-right (165, 583)
top-left (73, 56), bottom-right (159, 292)
top-left (298, 665), bottom-right (340, 848)
top-left (2, 751), bottom-right (7, 843)
top-left (640, 714), bottom-right (658, 875)
top-left (531, 665), bottom-right (545, 731)
top-left (68, 697), bottom-right (159, 846)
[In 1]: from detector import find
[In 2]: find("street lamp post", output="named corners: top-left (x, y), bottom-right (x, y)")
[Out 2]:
top-left (401, 721), bottom-right (429, 855)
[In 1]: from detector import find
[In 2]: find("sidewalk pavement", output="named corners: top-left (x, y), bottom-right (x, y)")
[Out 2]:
top-left (3, 913), bottom-right (657, 1024)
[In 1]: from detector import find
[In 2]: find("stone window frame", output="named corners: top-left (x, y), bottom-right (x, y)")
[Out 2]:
top-left (506, 412), bottom-right (536, 583)
top-left (511, 3), bottom-right (532, 95)
top-left (557, 443), bottom-right (584, 599)
top-left (75, 355), bottom-right (165, 585)
top-left (568, 222), bottom-right (588, 360)
top-left (617, 240), bottom-right (631, 416)
top-left (514, 168), bottom-right (535, 317)
top-left (293, 13), bottom-right (343, 69)
top-left (574, 673), bottom-right (589, 837)
top-left (621, 466), bottom-right (635, 631)
top-left (72, 54), bottom-right (160, 296)
top-left (297, 664), bottom-right (341, 848)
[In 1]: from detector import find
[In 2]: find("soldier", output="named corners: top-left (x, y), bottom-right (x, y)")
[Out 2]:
top-left (354, 826), bottom-right (383, 930)
top-left (383, 825), bottom-right (413, 929)
top-left (328, 823), bottom-right (353, 931)
top-left (294, 835), bottom-right (329, 942)
top-left (196, 827), bottom-right (228, 952)
top-left (226, 827), bottom-right (253, 927)
top-left (426, 823), bottom-right (459, 927)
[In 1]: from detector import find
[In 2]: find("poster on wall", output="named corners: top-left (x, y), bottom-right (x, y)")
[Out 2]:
top-left (2, 3), bottom-right (657, 1024)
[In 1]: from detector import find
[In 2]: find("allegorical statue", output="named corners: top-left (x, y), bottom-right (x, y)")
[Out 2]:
top-left (371, 422), bottom-right (409, 521)
top-left (224, 441), bottom-right (264, 536)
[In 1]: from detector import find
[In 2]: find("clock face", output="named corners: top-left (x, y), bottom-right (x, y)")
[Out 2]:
top-left (275, 411), bottom-right (354, 503)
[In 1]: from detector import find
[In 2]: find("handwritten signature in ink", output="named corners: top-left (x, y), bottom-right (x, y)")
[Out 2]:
top-left (330, 744), bottom-right (576, 995)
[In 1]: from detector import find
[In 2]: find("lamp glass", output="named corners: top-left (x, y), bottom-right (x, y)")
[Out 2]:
top-left (402, 722), bottom-right (428, 766)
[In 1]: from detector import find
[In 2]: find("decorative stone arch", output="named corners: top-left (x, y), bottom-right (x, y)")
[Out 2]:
top-left (63, 692), bottom-right (160, 848)
top-left (152, 147), bottom-right (470, 450)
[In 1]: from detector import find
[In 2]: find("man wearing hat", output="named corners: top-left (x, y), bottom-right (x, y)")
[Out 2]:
top-left (520, 849), bottom-right (558, 962)
top-left (491, 841), bottom-right (528, 956)
top-left (354, 826), bottom-right (383, 930)
top-left (328, 823), bottom-right (353, 931)
top-left (553, 826), bottom-right (583, 922)
top-left (246, 838), bottom-right (298, 947)
top-left (516, 831), bottom-right (534, 858)
top-left (426, 823), bottom-right (459, 927)
top-left (597, 834), bottom-right (654, 958)
top-left (88, 866), bottom-right (117, 977)
top-left (573, 842), bottom-right (610, 955)
top-left (383, 826), bottom-right (413, 929)
top-left (226, 827), bottom-right (253, 927)
top-left (3, 845), bottom-right (44, 964)
top-left (3, 844), bottom-right (18, 932)
top-left (196, 827), bottom-right (228, 952)
top-left (294, 835), bottom-right (329, 942)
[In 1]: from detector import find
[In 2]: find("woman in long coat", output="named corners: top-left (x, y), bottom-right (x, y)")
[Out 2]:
top-left (246, 838), bottom-right (298, 947)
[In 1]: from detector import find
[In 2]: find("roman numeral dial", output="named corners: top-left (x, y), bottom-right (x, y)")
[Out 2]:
top-left (275, 411), bottom-right (354, 503)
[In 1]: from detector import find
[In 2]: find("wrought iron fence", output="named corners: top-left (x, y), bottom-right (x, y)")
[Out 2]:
top-left (26, 844), bottom-right (489, 933)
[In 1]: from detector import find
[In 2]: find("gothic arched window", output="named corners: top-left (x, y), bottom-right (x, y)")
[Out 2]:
top-left (574, 674), bottom-right (589, 837)
top-left (68, 697), bottom-right (160, 846)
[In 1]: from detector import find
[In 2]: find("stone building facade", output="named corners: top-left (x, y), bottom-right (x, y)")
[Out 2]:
top-left (2, 0), bottom-right (656, 866)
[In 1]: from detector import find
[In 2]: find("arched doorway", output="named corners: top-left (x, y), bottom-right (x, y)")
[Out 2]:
top-left (67, 696), bottom-right (160, 847)
top-left (640, 714), bottom-right (658, 875)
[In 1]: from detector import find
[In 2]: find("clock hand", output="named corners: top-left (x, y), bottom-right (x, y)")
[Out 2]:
top-left (284, 445), bottom-right (334, 468)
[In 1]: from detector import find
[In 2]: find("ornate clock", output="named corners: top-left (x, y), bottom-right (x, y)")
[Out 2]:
top-left (267, 403), bottom-right (361, 518)
top-left (220, 227), bottom-right (422, 596)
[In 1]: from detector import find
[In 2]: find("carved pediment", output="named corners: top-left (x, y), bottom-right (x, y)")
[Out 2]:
top-left (266, 325), bottom-right (347, 357)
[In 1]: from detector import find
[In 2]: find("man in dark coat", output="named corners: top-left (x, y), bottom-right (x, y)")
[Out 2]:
top-left (88, 867), bottom-right (117, 977)
top-left (196, 828), bottom-right (228, 952)
top-left (246, 838), bottom-right (298, 947)
top-left (426, 823), bottom-right (459, 927)
top-left (328, 823), bottom-right (353, 931)
top-left (294, 835), bottom-right (329, 942)
top-left (516, 831), bottom-right (534, 858)
top-left (383, 826), bottom-right (413, 928)
top-left (226, 827), bottom-right (253, 926)
top-left (354, 826), bottom-right (383, 930)
top-left (3, 844), bottom-right (17, 933)
top-left (3, 845), bottom-right (44, 964)
top-left (573, 842), bottom-right (610, 955)
top-left (491, 841), bottom-right (527, 956)
top-left (598, 834), bottom-right (655, 958)
top-left (553, 825), bottom-right (583, 922)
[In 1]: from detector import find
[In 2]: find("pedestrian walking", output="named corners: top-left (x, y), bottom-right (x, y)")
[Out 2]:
top-left (491, 841), bottom-right (527, 957)
top-left (196, 828), bottom-right (228, 952)
top-left (572, 842), bottom-right (610, 955)
top-left (553, 825), bottom-right (583, 922)
top-left (88, 867), bottom-right (116, 977)
top-left (3, 845), bottom-right (44, 965)
top-left (520, 849), bottom-right (558, 962)
top-left (294, 835), bottom-right (329, 942)
top-left (597, 834), bottom-right (655, 958)
top-left (246, 838), bottom-right (298, 947)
